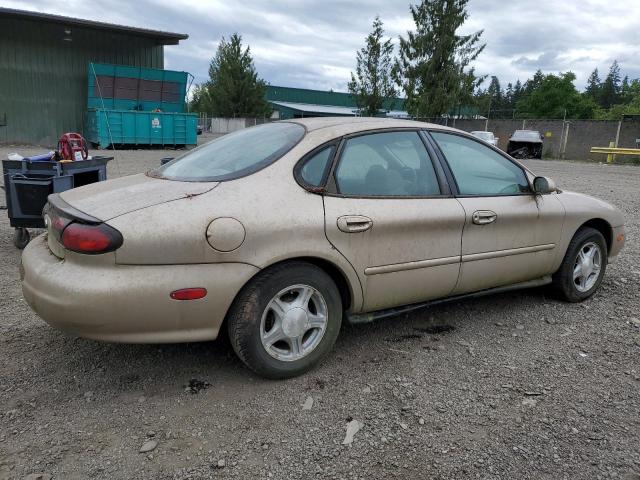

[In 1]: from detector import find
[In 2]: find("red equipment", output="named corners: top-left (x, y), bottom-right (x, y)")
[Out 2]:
top-left (57, 133), bottom-right (88, 161)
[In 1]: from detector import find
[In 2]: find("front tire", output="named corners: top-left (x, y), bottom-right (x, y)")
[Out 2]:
top-left (227, 262), bottom-right (342, 379)
top-left (552, 227), bottom-right (607, 302)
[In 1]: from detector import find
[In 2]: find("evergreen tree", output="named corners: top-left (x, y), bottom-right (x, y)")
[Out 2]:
top-left (523, 70), bottom-right (544, 95)
top-left (585, 68), bottom-right (601, 104)
top-left (513, 79), bottom-right (523, 102)
top-left (393, 0), bottom-right (485, 118)
top-left (600, 60), bottom-right (621, 109)
top-left (348, 16), bottom-right (396, 117)
top-left (486, 76), bottom-right (503, 116)
top-left (620, 75), bottom-right (631, 103)
top-left (457, 68), bottom-right (484, 118)
top-left (198, 33), bottom-right (271, 117)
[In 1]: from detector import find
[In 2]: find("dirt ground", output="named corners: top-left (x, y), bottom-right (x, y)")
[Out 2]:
top-left (0, 141), bottom-right (638, 480)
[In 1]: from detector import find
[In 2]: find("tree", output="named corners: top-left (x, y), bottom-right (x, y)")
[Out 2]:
top-left (485, 76), bottom-right (503, 116)
top-left (393, 0), bottom-right (485, 118)
top-left (523, 69), bottom-right (544, 96)
top-left (348, 16), bottom-right (396, 117)
top-left (585, 68), bottom-right (601, 104)
top-left (196, 33), bottom-right (271, 117)
top-left (189, 83), bottom-right (213, 113)
top-left (596, 77), bottom-right (640, 119)
top-left (456, 67), bottom-right (484, 117)
top-left (600, 60), bottom-right (621, 109)
top-left (515, 72), bottom-right (597, 119)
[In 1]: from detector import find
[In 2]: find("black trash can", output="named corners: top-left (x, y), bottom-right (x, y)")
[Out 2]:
top-left (2, 157), bottom-right (112, 248)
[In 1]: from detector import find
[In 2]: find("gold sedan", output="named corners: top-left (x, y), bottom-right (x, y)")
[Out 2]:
top-left (21, 118), bottom-right (625, 378)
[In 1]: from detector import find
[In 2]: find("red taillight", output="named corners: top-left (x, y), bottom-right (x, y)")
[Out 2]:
top-left (61, 223), bottom-right (123, 254)
top-left (51, 215), bottom-right (70, 234)
top-left (45, 211), bottom-right (72, 242)
top-left (170, 288), bottom-right (208, 300)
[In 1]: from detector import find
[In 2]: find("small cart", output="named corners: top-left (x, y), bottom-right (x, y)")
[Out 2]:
top-left (2, 156), bottom-right (112, 248)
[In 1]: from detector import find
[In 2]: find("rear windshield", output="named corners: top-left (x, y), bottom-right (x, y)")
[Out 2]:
top-left (150, 122), bottom-right (305, 182)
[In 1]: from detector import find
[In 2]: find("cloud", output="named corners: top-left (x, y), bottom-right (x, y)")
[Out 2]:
top-left (6, 0), bottom-right (640, 91)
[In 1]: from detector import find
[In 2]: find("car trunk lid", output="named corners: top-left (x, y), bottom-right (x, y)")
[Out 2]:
top-left (58, 173), bottom-right (218, 221)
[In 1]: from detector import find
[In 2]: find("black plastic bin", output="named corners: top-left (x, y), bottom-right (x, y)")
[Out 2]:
top-left (2, 157), bottom-right (112, 248)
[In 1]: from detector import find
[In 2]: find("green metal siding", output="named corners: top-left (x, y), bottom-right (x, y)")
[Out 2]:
top-left (0, 16), bottom-right (164, 146)
top-left (265, 85), bottom-right (405, 111)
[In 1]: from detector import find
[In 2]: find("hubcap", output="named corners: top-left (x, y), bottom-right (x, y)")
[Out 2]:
top-left (572, 242), bottom-right (602, 293)
top-left (260, 284), bottom-right (328, 362)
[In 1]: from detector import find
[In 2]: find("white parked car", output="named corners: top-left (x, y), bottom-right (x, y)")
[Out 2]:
top-left (470, 131), bottom-right (498, 147)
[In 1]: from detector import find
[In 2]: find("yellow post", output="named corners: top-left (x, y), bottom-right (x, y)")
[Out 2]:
top-left (607, 141), bottom-right (615, 163)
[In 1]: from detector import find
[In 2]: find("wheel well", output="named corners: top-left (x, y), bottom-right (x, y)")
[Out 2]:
top-left (254, 257), bottom-right (353, 312)
top-left (580, 218), bottom-right (612, 252)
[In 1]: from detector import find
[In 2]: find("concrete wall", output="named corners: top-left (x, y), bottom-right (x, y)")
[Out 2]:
top-left (449, 118), bottom-right (639, 160)
top-left (204, 117), bottom-right (270, 134)
top-left (201, 116), bottom-right (640, 160)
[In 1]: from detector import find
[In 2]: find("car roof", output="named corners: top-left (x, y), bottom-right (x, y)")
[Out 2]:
top-left (285, 116), bottom-right (460, 135)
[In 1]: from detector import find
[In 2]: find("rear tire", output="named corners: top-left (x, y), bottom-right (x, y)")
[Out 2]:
top-left (552, 227), bottom-right (607, 302)
top-left (13, 228), bottom-right (30, 249)
top-left (227, 262), bottom-right (342, 379)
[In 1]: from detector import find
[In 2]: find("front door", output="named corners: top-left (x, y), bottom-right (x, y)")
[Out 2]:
top-left (323, 130), bottom-right (466, 312)
top-left (428, 131), bottom-right (565, 294)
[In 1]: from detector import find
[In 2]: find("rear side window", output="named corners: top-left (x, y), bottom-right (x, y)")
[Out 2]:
top-left (334, 131), bottom-right (440, 197)
top-left (431, 132), bottom-right (530, 195)
top-left (299, 146), bottom-right (335, 187)
top-left (151, 122), bottom-right (305, 182)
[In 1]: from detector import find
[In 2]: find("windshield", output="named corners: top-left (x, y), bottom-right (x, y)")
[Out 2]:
top-left (150, 122), bottom-right (305, 182)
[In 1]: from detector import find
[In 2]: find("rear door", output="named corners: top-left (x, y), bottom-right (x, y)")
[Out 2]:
top-left (428, 131), bottom-right (565, 294)
top-left (322, 130), bottom-right (466, 312)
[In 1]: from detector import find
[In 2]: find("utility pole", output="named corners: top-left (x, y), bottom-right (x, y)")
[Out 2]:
top-left (485, 97), bottom-right (491, 132)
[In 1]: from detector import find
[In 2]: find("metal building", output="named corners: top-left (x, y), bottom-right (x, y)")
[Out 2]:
top-left (265, 85), bottom-right (408, 119)
top-left (0, 8), bottom-right (188, 145)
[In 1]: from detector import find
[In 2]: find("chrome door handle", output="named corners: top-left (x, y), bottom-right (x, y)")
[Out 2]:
top-left (337, 215), bottom-right (373, 233)
top-left (472, 210), bottom-right (497, 225)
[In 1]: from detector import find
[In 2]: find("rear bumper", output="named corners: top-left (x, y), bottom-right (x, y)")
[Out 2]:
top-left (21, 234), bottom-right (258, 343)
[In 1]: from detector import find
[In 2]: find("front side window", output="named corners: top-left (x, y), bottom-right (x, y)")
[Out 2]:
top-left (150, 122), bottom-right (305, 182)
top-left (430, 132), bottom-right (530, 195)
top-left (334, 131), bottom-right (440, 196)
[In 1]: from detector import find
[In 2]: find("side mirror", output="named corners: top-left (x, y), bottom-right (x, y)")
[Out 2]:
top-left (533, 176), bottom-right (557, 194)
top-left (160, 157), bottom-right (174, 166)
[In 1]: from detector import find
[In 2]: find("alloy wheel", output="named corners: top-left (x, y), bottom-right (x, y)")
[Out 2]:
top-left (572, 241), bottom-right (602, 293)
top-left (260, 284), bottom-right (328, 362)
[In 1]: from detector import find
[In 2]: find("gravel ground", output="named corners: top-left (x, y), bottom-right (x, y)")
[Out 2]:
top-left (0, 142), bottom-right (638, 480)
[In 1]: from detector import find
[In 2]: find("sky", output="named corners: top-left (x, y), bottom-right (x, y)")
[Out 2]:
top-left (7, 0), bottom-right (640, 93)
